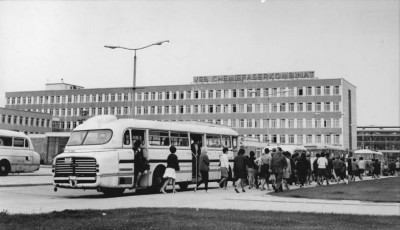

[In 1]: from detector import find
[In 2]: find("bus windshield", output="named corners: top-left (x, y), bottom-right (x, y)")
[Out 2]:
top-left (67, 130), bottom-right (113, 146)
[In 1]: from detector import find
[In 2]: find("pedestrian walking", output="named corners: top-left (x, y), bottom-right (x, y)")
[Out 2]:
top-left (351, 158), bottom-right (358, 181)
top-left (160, 146), bottom-right (180, 194)
top-left (133, 140), bottom-right (149, 187)
top-left (233, 148), bottom-right (247, 193)
top-left (357, 157), bottom-right (366, 180)
top-left (333, 157), bottom-right (346, 184)
top-left (282, 151), bottom-right (292, 190)
top-left (255, 148), bottom-right (272, 191)
top-left (270, 147), bottom-right (288, 192)
top-left (372, 159), bottom-right (381, 179)
top-left (317, 152), bottom-right (329, 186)
top-left (247, 151), bottom-right (257, 189)
top-left (194, 148), bottom-right (210, 192)
top-left (218, 147), bottom-right (229, 189)
top-left (296, 152), bottom-right (309, 188)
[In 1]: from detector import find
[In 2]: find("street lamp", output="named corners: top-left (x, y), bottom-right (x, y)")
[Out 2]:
top-left (104, 40), bottom-right (169, 116)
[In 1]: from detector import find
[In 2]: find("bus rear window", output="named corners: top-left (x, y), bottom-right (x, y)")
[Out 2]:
top-left (67, 130), bottom-right (112, 146)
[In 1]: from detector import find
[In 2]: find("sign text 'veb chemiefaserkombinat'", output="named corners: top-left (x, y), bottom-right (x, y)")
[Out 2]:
top-left (193, 71), bottom-right (315, 84)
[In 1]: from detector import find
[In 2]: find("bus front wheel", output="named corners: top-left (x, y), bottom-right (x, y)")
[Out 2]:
top-left (0, 160), bottom-right (10, 176)
top-left (101, 188), bottom-right (125, 197)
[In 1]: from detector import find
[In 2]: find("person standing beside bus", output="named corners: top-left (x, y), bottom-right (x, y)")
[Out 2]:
top-left (247, 151), bottom-right (257, 189)
top-left (233, 148), bottom-right (247, 193)
top-left (160, 146), bottom-right (180, 194)
top-left (296, 152), bottom-right (309, 188)
top-left (219, 147), bottom-right (229, 189)
top-left (195, 148), bottom-right (210, 192)
top-left (133, 140), bottom-right (149, 188)
top-left (317, 152), bottom-right (329, 186)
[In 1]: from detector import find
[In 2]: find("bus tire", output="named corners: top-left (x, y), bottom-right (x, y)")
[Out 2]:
top-left (178, 182), bottom-right (189, 191)
top-left (152, 166), bottom-right (165, 192)
top-left (0, 160), bottom-right (11, 176)
top-left (101, 188), bottom-right (125, 197)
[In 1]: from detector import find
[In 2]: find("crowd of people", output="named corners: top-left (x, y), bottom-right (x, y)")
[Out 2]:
top-left (135, 142), bottom-right (399, 194)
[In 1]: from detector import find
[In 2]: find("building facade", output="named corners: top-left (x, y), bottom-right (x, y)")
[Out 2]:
top-left (5, 71), bottom-right (357, 151)
top-left (357, 126), bottom-right (400, 160)
top-left (0, 107), bottom-right (53, 134)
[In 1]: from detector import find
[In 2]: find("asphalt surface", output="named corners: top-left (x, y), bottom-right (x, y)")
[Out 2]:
top-left (0, 165), bottom-right (399, 216)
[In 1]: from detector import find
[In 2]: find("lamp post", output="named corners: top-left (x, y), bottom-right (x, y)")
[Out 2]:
top-left (105, 40), bottom-right (169, 116)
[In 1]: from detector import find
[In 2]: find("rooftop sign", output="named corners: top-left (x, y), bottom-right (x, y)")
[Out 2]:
top-left (193, 71), bottom-right (315, 84)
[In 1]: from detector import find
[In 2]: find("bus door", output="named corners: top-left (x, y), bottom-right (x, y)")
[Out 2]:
top-left (190, 133), bottom-right (203, 179)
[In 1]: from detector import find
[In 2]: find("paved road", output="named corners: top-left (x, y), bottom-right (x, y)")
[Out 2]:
top-left (0, 166), bottom-right (399, 216)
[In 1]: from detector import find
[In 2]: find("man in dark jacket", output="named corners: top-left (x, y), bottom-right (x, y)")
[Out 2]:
top-left (270, 147), bottom-right (288, 192)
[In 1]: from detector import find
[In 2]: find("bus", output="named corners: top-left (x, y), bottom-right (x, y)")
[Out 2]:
top-left (303, 144), bottom-right (347, 159)
top-left (239, 137), bottom-right (270, 158)
top-left (266, 144), bottom-right (308, 158)
top-left (353, 149), bottom-right (384, 175)
top-left (0, 129), bottom-right (41, 176)
top-left (52, 115), bottom-right (239, 196)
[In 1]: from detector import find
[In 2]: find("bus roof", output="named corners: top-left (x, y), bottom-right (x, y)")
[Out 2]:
top-left (354, 149), bottom-right (383, 155)
top-left (303, 144), bottom-right (346, 151)
top-left (0, 129), bottom-right (29, 138)
top-left (75, 115), bottom-right (239, 136)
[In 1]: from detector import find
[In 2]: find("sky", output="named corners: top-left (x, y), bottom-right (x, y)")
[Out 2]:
top-left (0, 0), bottom-right (399, 126)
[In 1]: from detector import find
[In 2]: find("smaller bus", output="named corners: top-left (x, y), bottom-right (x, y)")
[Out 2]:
top-left (52, 115), bottom-right (239, 196)
top-left (266, 144), bottom-right (308, 158)
top-left (239, 137), bottom-right (270, 158)
top-left (304, 144), bottom-right (347, 160)
top-left (353, 149), bottom-right (384, 175)
top-left (0, 129), bottom-right (41, 176)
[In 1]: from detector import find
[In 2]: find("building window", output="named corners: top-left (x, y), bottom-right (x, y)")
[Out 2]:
top-left (333, 102), bottom-right (340, 111)
top-left (193, 105), bottom-right (198, 114)
top-left (271, 119), bottom-right (277, 128)
top-left (315, 102), bottom-right (321, 112)
top-left (239, 89), bottom-right (245, 98)
top-left (288, 119), bottom-right (294, 128)
top-left (280, 135), bottom-right (286, 144)
top-left (306, 87), bottom-right (312, 96)
top-left (164, 106), bottom-right (170, 114)
top-left (307, 103), bottom-right (313, 112)
top-left (263, 88), bottom-right (269, 97)
top-left (255, 104), bottom-right (261, 113)
top-left (165, 92), bottom-right (170, 100)
top-left (297, 119), bottom-right (304, 128)
top-left (171, 106), bottom-right (176, 114)
top-left (298, 87), bottom-right (303, 96)
top-left (186, 91), bottom-right (191, 99)
top-left (230, 89), bottom-right (236, 98)
top-left (98, 94), bottom-right (103, 102)
top-left (201, 105), bottom-right (206, 114)
top-left (158, 92), bottom-right (163, 100)
top-left (324, 119), bottom-right (331, 128)
top-left (333, 118), bottom-right (340, 127)
top-left (324, 86), bottom-right (330, 95)
top-left (255, 88), bottom-right (261, 97)
top-left (289, 135), bottom-right (295, 144)
top-left (117, 93), bottom-right (122, 101)
top-left (297, 135), bottom-right (303, 144)
top-left (186, 106), bottom-right (191, 114)
top-left (334, 135), bottom-right (341, 144)
top-left (232, 104), bottom-right (237, 113)
top-left (306, 135), bottom-right (312, 144)
top-left (208, 90), bottom-right (214, 99)
top-left (325, 135), bottom-right (331, 144)
top-left (324, 102), bottom-right (331, 111)
top-left (263, 103), bottom-right (269, 113)
top-left (208, 105), bottom-right (214, 113)
top-left (262, 119), bottom-right (269, 128)
top-left (315, 86), bottom-right (321, 95)
top-left (194, 91), bottom-right (199, 99)
top-left (239, 104), bottom-right (245, 113)
top-left (306, 119), bottom-right (312, 128)
top-left (216, 105), bottom-right (222, 113)
top-left (247, 119), bottom-right (252, 128)
top-left (289, 103), bottom-right (295, 112)
top-left (333, 86), bottom-right (340, 95)
top-left (315, 118), bottom-right (322, 128)
top-left (151, 92), bottom-right (157, 100)
top-left (271, 103), bottom-right (277, 113)
top-left (280, 119), bottom-right (286, 128)
top-left (247, 104), bottom-right (253, 113)
top-left (231, 119), bottom-right (237, 128)
top-left (173, 92), bottom-right (177, 100)
top-left (297, 103), bottom-right (304, 112)
top-left (254, 119), bottom-right (259, 128)
top-left (239, 119), bottom-right (245, 128)
top-left (223, 104), bottom-right (228, 113)
top-left (280, 103), bottom-right (286, 112)
top-left (201, 91), bottom-right (206, 99)
top-left (316, 135), bottom-right (322, 143)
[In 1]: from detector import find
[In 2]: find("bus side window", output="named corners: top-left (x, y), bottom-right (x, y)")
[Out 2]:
top-left (123, 130), bottom-right (130, 145)
top-left (25, 139), bottom-right (29, 148)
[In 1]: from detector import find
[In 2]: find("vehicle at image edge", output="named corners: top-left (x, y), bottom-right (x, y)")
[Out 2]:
top-left (353, 149), bottom-right (384, 175)
top-left (52, 115), bottom-right (239, 196)
top-left (0, 129), bottom-right (41, 176)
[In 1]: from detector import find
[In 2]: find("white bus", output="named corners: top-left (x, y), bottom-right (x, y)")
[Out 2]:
top-left (52, 115), bottom-right (239, 196)
top-left (239, 137), bottom-right (270, 158)
top-left (266, 144), bottom-right (308, 157)
top-left (0, 129), bottom-right (41, 176)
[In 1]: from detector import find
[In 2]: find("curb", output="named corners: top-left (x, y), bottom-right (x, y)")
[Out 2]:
top-left (0, 183), bottom-right (53, 188)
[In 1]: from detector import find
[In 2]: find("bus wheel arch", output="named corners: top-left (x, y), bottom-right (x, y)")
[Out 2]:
top-left (152, 165), bottom-right (166, 191)
top-left (0, 159), bottom-right (11, 176)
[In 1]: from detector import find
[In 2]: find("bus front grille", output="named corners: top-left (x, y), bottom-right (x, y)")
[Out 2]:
top-left (55, 157), bottom-right (97, 178)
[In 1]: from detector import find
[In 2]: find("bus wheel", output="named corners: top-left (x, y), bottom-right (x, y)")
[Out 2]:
top-left (152, 166), bottom-right (165, 192)
top-left (178, 182), bottom-right (189, 191)
top-left (0, 160), bottom-right (10, 176)
top-left (101, 188), bottom-right (125, 197)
